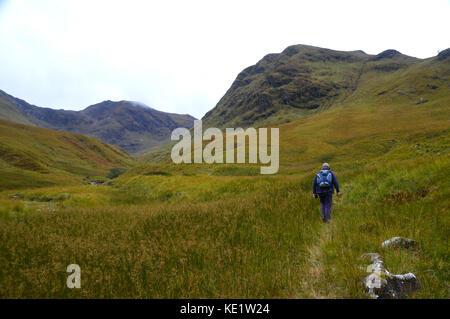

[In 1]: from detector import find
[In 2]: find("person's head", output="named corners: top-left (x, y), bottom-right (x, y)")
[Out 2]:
top-left (322, 163), bottom-right (330, 170)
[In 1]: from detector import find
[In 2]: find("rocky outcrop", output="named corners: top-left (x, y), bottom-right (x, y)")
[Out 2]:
top-left (381, 237), bottom-right (417, 249)
top-left (417, 97), bottom-right (429, 104)
top-left (362, 237), bottom-right (421, 298)
top-left (437, 48), bottom-right (450, 61)
top-left (362, 253), bottom-right (420, 299)
top-left (371, 49), bottom-right (402, 61)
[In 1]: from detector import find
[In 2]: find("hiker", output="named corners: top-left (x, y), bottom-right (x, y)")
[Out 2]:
top-left (313, 163), bottom-right (341, 223)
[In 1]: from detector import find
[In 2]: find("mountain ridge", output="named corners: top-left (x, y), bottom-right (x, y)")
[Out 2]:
top-left (0, 90), bottom-right (196, 155)
top-left (201, 44), bottom-right (448, 129)
top-left (1, 44), bottom-right (448, 158)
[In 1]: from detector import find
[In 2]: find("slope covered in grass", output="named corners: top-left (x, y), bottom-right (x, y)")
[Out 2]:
top-left (202, 44), bottom-right (448, 129)
top-left (0, 93), bottom-right (33, 126)
top-left (0, 85), bottom-right (448, 297)
top-left (0, 45), bottom-right (448, 298)
top-left (0, 118), bottom-right (134, 191)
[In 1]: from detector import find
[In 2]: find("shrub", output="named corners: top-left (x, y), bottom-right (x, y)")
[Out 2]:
top-left (107, 167), bottom-right (127, 179)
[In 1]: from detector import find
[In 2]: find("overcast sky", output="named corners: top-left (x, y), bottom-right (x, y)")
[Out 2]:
top-left (0, 0), bottom-right (449, 119)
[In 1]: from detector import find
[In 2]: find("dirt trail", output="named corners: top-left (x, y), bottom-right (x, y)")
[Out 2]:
top-left (297, 199), bottom-right (346, 298)
top-left (299, 224), bottom-right (335, 298)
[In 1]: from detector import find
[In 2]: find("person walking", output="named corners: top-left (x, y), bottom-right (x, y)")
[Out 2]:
top-left (313, 163), bottom-right (341, 223)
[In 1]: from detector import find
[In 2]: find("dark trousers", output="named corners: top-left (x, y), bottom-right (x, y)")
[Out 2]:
top-left (319, 193), bottom-right (333, 222)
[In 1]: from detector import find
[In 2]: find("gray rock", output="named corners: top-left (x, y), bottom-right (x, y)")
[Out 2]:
top-left (417, 97), bottom-right (428, 104)
top-left (362, 253), bottom-right (420, 299)
top-left (382, 237), bottom-right (417, 249)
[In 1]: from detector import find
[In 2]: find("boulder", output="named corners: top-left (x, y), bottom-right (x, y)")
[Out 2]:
top-left (382, 237), bottom-right (417, 249)
top-left (417, 97), bottom-right (428, 104)
top-left (362, 253), bottom-right (420, 299)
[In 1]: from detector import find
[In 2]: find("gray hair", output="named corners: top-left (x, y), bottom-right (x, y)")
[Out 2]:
top-left (322, 162), bottom-right (330, 169)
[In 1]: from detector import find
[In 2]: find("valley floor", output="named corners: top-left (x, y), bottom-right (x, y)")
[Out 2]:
top-left (0, 101), bottom-right (449, 298)
top-left (0, 152), bottom-right (448, 298)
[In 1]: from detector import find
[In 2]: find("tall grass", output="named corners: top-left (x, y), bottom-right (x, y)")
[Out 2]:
top-left (0, 94), bottom-right (448, 298)
top-left (0, 178), bottom-right (322, 298)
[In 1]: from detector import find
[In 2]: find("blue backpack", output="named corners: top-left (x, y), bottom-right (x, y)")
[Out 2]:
top-left (317, 170), bottom-right (332, 189)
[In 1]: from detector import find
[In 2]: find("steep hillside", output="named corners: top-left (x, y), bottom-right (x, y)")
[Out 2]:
top-left (0, 92), bottom-right (33, 126)
top-left (0, 118), bottom-right (134, 190)
top-left (202, 44), bottom-right (448, 128)
top-left (142, 46), bottom-right (449, 163)
top-left (0, 91), bottom-right (196, 154)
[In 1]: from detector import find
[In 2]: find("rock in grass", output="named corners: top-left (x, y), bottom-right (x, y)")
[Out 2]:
top-left (362, 253), bottom-right (420, 299)
top-left (382, 237), bottom-right (417, 249)
top-left (90, 181), bottom-right (104, 186)
top-left (417, 97), bottom-right (428, 104)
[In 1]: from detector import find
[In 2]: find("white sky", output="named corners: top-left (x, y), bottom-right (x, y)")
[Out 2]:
top-left (0, 0), bottom-right (449, 119)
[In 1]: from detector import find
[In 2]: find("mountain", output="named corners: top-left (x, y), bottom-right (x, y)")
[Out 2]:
top-left (0, 118), bottom-right (134, 191)
top-left (202, 44), bottom-right (448, 128)
top-left (75, 48), bottom-right (449, 298)
top-left (1, 45), bottom-right (449, 298)
top-left (0, 91), bottom-right (196, 155)
top-left (143, 45), bottom-right (449, 163)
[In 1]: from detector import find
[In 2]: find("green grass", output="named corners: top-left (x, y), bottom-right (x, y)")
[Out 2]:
top-left (0, 149), bottom-right (447, 297)
top-left (0, 45), bottom-right (449, 298)
top-left (0, 94), bottom-right (448, 297)
top-left (0, 91), bottom-right (33, 126)
top-left (0, 118), bottom-right (134, 191)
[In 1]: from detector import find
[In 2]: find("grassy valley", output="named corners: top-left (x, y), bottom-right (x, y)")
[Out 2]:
top-left (0, 45), bottom-right (448, 298)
